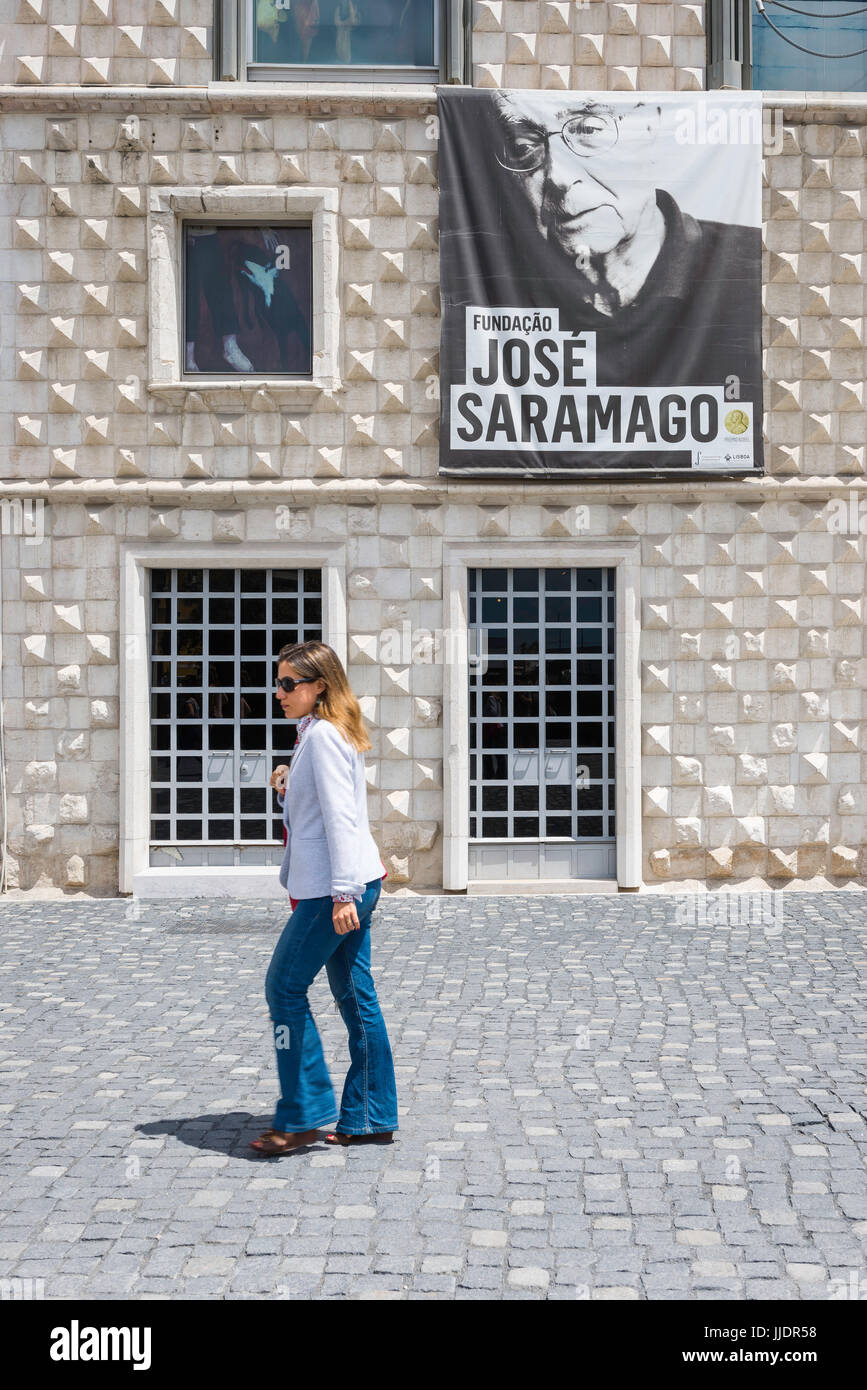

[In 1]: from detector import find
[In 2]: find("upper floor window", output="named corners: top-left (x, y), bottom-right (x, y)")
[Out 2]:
top-left (753, 0), bottom-right (867, 90)
top-left (250, 0), bottom-right (439, 79)
top-left (708, 0), bottom-right (867, 91)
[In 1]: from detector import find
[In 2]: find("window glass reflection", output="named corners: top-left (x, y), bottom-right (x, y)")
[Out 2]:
top-left (254, 1), bottom-right (436, 68)
top-left (752, 1), bottom-right (867, 92)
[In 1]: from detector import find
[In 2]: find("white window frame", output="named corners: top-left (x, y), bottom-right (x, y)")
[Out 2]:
top-left (147, 186), bottom-right (340, 408)
top-left (120, 541), bottom-right (348, 897)
top-left (442, 539), bottom-right (643, 893)
top-left (243, 0), bottom-right (441, 83)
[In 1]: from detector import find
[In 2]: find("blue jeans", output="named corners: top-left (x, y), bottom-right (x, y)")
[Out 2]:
top-left (264, 877), bottom-right (398, 1134)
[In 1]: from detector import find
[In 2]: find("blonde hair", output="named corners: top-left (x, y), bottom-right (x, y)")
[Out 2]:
top-left (276, 640), bottom-right (372, 753)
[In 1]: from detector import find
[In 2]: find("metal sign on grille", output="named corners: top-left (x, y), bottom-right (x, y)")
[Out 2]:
top-left (148, 567), bottom-right (322, 866)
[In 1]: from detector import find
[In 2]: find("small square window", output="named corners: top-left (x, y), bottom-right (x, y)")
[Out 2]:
top-left (184, 224), bottom-right (313, 377)
top-left (150, 186), bottom-right (339, 402)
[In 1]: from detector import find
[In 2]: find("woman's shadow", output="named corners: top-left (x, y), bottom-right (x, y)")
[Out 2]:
top-left (137, 1113), bottom-right (328, 1161)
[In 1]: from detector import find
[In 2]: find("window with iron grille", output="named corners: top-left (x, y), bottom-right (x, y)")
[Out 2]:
top-left (148, 567), bottom-right (323, 865)
top-left (468, 566), bottom-right (616, 845)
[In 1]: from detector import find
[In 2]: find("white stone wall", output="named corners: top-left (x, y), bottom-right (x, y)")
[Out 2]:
top-left (8, 1), bottom-right (706, 90)
top-left (1, 3), bottom-right (866, 894)
top-left (8, 0), bottom-right (213, 88)
top-left (472, 0), bottom-right (707, 92)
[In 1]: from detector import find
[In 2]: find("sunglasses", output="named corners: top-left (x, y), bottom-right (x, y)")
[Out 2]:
top-left (275, 676), bottom-right (318, 694)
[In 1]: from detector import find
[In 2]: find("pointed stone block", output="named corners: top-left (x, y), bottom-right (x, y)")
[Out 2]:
top-left (507, 31), bottom-right (536, 62)
top-left (642, 663), bottom-right (670, 692)
top-left (115, 186), bottom-right (144, 216)
top-left (343, 218), bottom-right (372, 249)
top-left (24, 635), bottom-right (50, 664)
top-left (643, 787), bottom-right (670, 817)
top-left (541, 65), bottom-right (569, 89)
top-left (15, 222), bottom-right (44, 255)
top-left (214, 155), bottom-right (242, 184)
top-left (54, 604), bottom-right (83, 633)
top-left (830, 845), bottom-right (858, 876)
top-left (309, 121), bottom-right (337, 150)
top-left (314, 446), bottom-right (343, 476)
top-left (213, 511), bottom-right (245, 543)
top-left (375, 122), bottom-right (404, 151)
top-left (380, 318), bottom-right (408, 348)
top-left (341, 153), bottom-right (372, 183)
top-left (81, 56), bottom-right (111, 83)
top-left (83, 282), bottom-right (111, 312)
top-left (150, 154), bottom-right (178, 184)
top-left (643, 725), bottom-right (671, 755)
top-left (117, 449), bottom-right (144, 476)
top-left (250, 451), bottom-right (281, 478)
top-left (705, 786), bottom-right (733, 815)
top-left (377, 251), bottom-right (406, 283)
top-left (281, 417), bottom-right (308, 445)
top-left (50, 382), bottom-right (76, 413)
top-left (16, 415), bottom-right (43, 445)
top-left (15, 155), bottom-right (44, 184)
top-left (15, 56), bottom-right (44, 84)
top-left (376, 185), bottom-right (405, 215)
top-left (83, 344), bottom-right (109, 372)
top-left (149, 509), bottom-right (180, 538)
top-left (736, 817), bottom-right (765, 846)
top-left (346, 283), bottom-right (374, 315)
top-left (649, 849), bottom-right (671, 878)
top-left (17, 350), bottom-right (45, 381)
top-left (243, 119), bottom-right (273, 150)
top-left (51, 447), bottom-right (77, 475)
top-left (767, 848), bottom-right (797, 878)
top-left (83, 415), bottom-right (110, 444)
top-left (800, 752), bottom-right (828, 784)
top-left (707, 847), bottom-right (734, 878)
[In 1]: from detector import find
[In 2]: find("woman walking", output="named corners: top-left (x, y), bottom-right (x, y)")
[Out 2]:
top-left (250, 640), bottom-right (398, 1156)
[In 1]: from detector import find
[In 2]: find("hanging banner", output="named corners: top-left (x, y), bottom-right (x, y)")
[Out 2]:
top-left (437, 90), bottom-right (764, 479)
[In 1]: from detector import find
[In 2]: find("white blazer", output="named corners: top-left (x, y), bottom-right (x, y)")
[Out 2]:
top-left (276, 716), bottom-right (383, 900)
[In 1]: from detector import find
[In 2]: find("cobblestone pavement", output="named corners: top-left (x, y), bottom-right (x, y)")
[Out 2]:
top-left (1, 891), bottom-right (867, 1301)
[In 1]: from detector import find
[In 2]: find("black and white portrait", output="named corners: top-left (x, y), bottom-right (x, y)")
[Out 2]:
top-left (438, 90), bottom-right (764, 479)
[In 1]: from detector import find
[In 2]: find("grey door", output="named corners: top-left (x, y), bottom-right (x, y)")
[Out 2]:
top-left (468, 566), bottom-right (616, 881)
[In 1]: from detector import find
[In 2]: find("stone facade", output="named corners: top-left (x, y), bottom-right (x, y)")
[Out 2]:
top-left (471, 0), bottom-right (707, 92)
top-left (0, 3), bottom-right (865, 895)
top-left (7, 2), bottom-right (704, 91)
top-left (8, 0), bottom-right (214, 88)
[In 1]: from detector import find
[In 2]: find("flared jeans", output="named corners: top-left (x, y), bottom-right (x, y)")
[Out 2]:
top-left (264, 876), bottom-right (398, 1134)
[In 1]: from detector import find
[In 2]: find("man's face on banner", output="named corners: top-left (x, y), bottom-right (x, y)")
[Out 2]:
top-left (492, 95), bottom-right (662, 261)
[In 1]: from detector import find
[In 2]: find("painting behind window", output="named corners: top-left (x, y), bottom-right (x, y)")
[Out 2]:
top-left (184, 224), bottom-right (313, 377)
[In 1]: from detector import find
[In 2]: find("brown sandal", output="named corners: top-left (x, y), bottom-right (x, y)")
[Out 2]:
top-left (249, 1128), bottom-right (321, 1155)
top-left (324, 1131), bottom-right (394, 1146)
